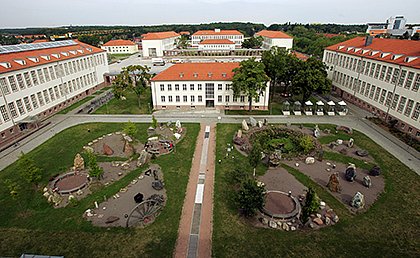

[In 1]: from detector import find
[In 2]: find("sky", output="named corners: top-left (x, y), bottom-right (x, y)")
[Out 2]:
top-left (1, 0), bottom-right (419, 28)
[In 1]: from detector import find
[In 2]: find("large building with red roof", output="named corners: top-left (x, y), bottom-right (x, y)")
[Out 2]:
top-left (141, 31), bottom-right (180, 57)
top-left (255, 30), bottom-right (293, 50)
top-left (151, 62), bottom-right (269, 110)
top-left (323, 36), bottom-right (420, 135)
top-left (101, 39), bottom-right (138, 54)
top-left (191, 29), bottom-right (244, 48)
top-left (0, 40), bottom-right (109, 147)
top-left (197, 39), bottom-right (236, 51)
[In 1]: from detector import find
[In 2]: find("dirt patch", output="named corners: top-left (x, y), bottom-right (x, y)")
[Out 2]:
top-left (90, 133), bottom-right (142, 158)
top-left (323, 143), bottom-right (375, 163)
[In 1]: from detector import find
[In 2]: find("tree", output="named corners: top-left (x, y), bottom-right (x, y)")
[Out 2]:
top-left (301, 187), bottom-right (319, 222)
top-left (299, 135), bottom-right (315, 153)
top-left (249, 143), bottom-right (261, 168)
top-left (151, 115), bottom-right (158, 129)
top-left (3, 179), bottom-right (20, 201)
top-left (86, 151), bottom-right (104, 179)
top-left (123, 120), bottom-right (137, 137)
top-left (18, 152), bottom-right (42, 187)
top-left (112, 65), bottom-right (151, 108)
top-left (174, 35), bottom-right (190, 49)
top-left (291, 57), bottom-right (332, 102)
top-left (231, 58), bottom-right (269, 111)
top-left (236, 178), bottom-right (265, 217)
top-left (242, 36), bottom-right (263, 49)
top-left (78, 35), bottom-right (100, 46)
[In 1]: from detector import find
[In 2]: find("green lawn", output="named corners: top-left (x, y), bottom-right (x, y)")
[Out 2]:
top-left (108, 53), bottom-right (134, 64)
top-left (93, 86), bottom-right (111, 96)
top-left (213, 124), bottom-right (420, 257)
top-left (0, 122), bottom-right (200, 257)
top-left (57, 96), bottom-right (95, 114)
top-left (94, 88), bottom-right (152, 114)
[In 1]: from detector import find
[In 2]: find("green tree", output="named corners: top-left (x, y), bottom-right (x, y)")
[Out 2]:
top-left (236, 178), bottom-right (265, 217)
top-left (299, 135), bottom-right (315, 153)
top-left (123, 120), bottom-right (137, 137)
top-left (112, 65), bottom-right (151, 108)
top-left (78, 35), bottom-right (100, 46)
top-left (301, 187), bottom-right (319, 222)
top-left (232, 58), bottom-right (269, 111)
top-left (291, 57), bottom-right (331, 102)
top-left (18, 152), bottom-right (42, 187)
top-left (151, 115), bottom-right (158, 129)
top-left (249, 143), bottom-right (262, 168)
top-left (174, 35), bottom-right (190, 49)
top-left (85, 151), bottom-right (104, 179)
top-left (242, 36), bottom-right (263, 49)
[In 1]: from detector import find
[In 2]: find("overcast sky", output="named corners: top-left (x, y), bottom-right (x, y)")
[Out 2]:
top-left (1, 0), bottom-right (419, 28)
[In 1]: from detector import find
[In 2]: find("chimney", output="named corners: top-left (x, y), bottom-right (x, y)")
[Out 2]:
top-left (214, 28), bottom-right (221, 33)
top-left (208, 72), bottom-right (213, 77)
top-left (365, 36), bottom-right (373, 47)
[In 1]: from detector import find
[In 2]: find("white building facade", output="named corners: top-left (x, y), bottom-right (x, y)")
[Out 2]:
top-left (141, 31), bottom-right (180, 57)
top-left (323, 37), bottom-right (420, 136)
top-left (255, 30), bottom-right (293, 50)
top-left (191, 29), bottom-right (244, 48)
top-left (151, 63), bottom-right (269, 111)
top-left (0, 40), bottom-right (109, 147)
top-left (197, 39), bottom-right (236, 51)
top-left (101, 39), bottom-right (138, 54)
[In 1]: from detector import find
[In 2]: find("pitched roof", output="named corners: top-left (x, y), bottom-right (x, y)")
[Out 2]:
top-left (141, 31), bottom-right (180, 40)
top-left (256, 30), bottom-right (292, 39)
top-left (151, 62), bottom-right (240, 81)
top-left (102, 39), bottom-right (136, 46)
top-left (179, 31), bottom-right (190, 35)
top-left (193, 30), bottom-right (243, 36)
top-left (291, 51), bottom-right (309, 61)
top-left (326, 37), bottom-right (420, 69)
top-left (199, 39), bottom-right (235, 45)
top-left (0, 40), bottom-right (104, 74)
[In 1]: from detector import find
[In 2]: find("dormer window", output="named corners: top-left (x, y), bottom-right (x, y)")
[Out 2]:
top-left (404, 56), bottom-right (417, 63)
top-left (370, 51), bottom-right (380, 56)
top-left (354, 48), bottom-right (361, 53)
top-left (77, 49), bottom-right (84, 54)
top-left (14, 59), bottom-right (26, 65)
top-left (86, 47), bottom-right (92, 52)
top-left (193, 73), bottom-right (198, 78)
top-left (61, 52), bottom-right (69, 56)
top-left (208, 72), bottom-right (212, 77)
top-left (338, 46), bottom-right (345, 50)
top-left (392, 54), bottom-right (403, 60)
top-left (381, 52), bottom-right (391, 58)
top-left (40, 55), bottom-right (50, 61)
top-left (362, 49), bottom-right (370, 54)
top-left (346, 47), bottom-right (354, 51)
top-left (28, 57), bottom-right (39, 63)
top-left (69, 50), bottom-right (77, 55)
top-left (0, 62), bottom-right (11, 68)
top-left (51, 53), bottom-right (60, 58)
top-left (222, 73), bottom-right (227, 78)
top-left (179, 72), bottom-right (184, 78)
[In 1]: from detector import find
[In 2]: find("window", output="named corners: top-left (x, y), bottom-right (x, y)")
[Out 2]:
top-left (225, 95), bottom-right (230, 102)
top-left (385, 92), bottom-right (393, 107)
top-left (218, 95), bottom-right (222, 102)
top-left (398, 70), bottom-right (407, 87)
top-left (161, 96), bottom-right (165, 102)
top-left (23, 97), bottom-right (32, 112)
top-left (182, 96), bottom-right (187, 102)
top-left (190, 84), bottom-right (194, 90)
top-left (176, 96), bottom-right (180, 102)
top-left (0, 105), bottom-right (10, 122)
top-left (226, 84), bottom-right (231, 91)
top-left (168, 96), bottom-right (173, 102)
top-left (31, 70), bottom-right (39, 85)
top-left (8, 76), bottom-right (18, 92)
top-left (16, 99), bottom-right (25, 115)
top-left (404, 99), bottom-right (414, 117)
top-left (198, 84), bottom-right (202, 90)
top-left (364, 62), bottom-right (370, 75)
top-left (391, 69), bottom-right (400, 84)
top-left (397, 96), bottom-right (407, 113)
top-left (218, 84), bottom-right (222, 90)
top-left (374, 87), bottom-right (381, 101)
top-left (198, 95), bottom-right (202, 102)
top-left (49, 88), bottom-right (55, 101)
top-left (360, 81), bottom-right (366, 95)
top-left (175, 84), bottom-right (179, 91)
top-left (0, 77), bottom-right (10, 94)
top-left (37, 69), bottom-right (45, 83)
top-left (43, 67), bottom-right (50, 82)
top-left (43, 90), bottom-right (50, 104)
top-left (379, 89), bottom-right (386, 104)
top-left (369, 63), bottom-right (376, 77)
top-left (182, 84), bottom-right (187, 91)
top-left (391, 94), bottom-right (399, 110)
top-left (411, 102), bottom-right (420, 121)
top-left (16, 74), bottom-right (25, 90)
top-left (160, 84), bottom-right (164, 91)
top-left (385, 67), bottom-right (393, 82)
top-left (379, 66), bottom-right (386, 81)
top-left (369, 85), bottom-right (376, 99)
top-left (404, 72), bottom-right (414, 89)
top-left (167, 84), bottom-right (172, 91)
top-left (374, 64), bottom-right (381, 79)
top-left (8, 102), bottom-right (18, 118)
top-left (30, 94), bottom-right (39, 109)
top-left (191, 95), bottom-right (195, 102)
top-left (23, 72), bottom-right (32, 87)
top-left (240, 96), bottom-right (245, 102)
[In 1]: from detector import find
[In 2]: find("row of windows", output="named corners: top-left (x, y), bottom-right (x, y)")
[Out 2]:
top-left (333, 71), bottom-right (420, 121)
top-left (326, 52), bottom-right (420, 92)
top-left (0, 72), bottom-right (96, 124)
top-left (0, 54), bottom-right (105, 96)
top-left (160, 95), bottom-right (259, 103)
top-left (159, 83), bottom-right (231, 92)
top-left (200, 44), bottom-right (234, 49)
top-left (192, 35), bottom-right (243, 40)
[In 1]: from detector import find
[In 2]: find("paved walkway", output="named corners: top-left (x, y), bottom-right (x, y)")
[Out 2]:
top-left (174, 123), bottom-right (215, 258)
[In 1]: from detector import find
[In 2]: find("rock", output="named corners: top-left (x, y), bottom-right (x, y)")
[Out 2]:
top-left (290, 226), bottom-right (296, 231)
top-left (88, 142), bottom-right (93, 146)
top-left (363, 175), bottom-right (372, 188)
top-left (236, 129), bottom-right (242, 138)
top-left (351, 192), bottom-right (365, 209)
top-left (83, 146), bottom-right (94, 153)
top-left (175, 120), bottom-right (182, 128)
top-left (148, 136), bottom-right (159, 141)
top-left (282, 223), bottom-right (289, 231)
top-left (325, 217), bottom-right (331, 225)
top-left (369, 166), bottom-right (381, 176)
top-left (326, 162), bottom-right (331, 166)
top-left (115, 131), bottom-right (121, 135)
top-left (43, 187), bottom-right (48, 192)
top-left (269, 220), bottom-right (277, 228)
top-left (76, 189), bottom-right (83, 196)
top-left (320, 201), bottom-right (326, 209)
top-left (123, 135), bottom-right (133, 143)
top-left (68, 195), bottom-right (75, 201)
top-left (105, 216), bottom-right (120, 224)
top-left (137, 150), bottom-right (150, 167)
top-left (356, 149), bottom-right (369, 157)
top-left (174, 133), bottom-right (181, 140)
top-left (333, 215), bottom-right (339, 223)
top-left (92, 139), bottom-right (98, 143)
top-left (313, 217), bottom-right (324, 225)
top-left (309, 222), bottom-right (315, 229)
top-left (249, 117), bottom-right (257, 127)
top-left (345, 164), bottom-right (356, 182)
top-left (295, 163), bottom-right (299, 167)
top-left (257, 121), bottom-right (263, 128)
top-left (103, 143), bottom-right (114, 155)
top-left (326, 168), bottom-right (331, 172)
top-left (287, 222), bottom-right (293, 226)
top-left (336, 139), bottom-right (343, 145)
top-left (327, 173), bottom-right (341, 192)
top-left (314, 125), bottom-right (320, 138)
top-left (348, 138), bottom-right (354, 148)
top-left (242, 120), bottom-right (249, 131)
top-left (277, 221), bottom-right (283, 227)
top-left (305, 157), bottom-right (315, 164)
top-left (48, 195), bottom-right (53, 203)
top-left (316, 213), bottom-right (322, 219)
top-left (261, 217), bottom-right (268, 225)
top-left (123, 141), bottom-right (134, 156)
top-left (43, 192), bottom-right (50, 198)
top-left (73, 153), bottom-right (85, 170)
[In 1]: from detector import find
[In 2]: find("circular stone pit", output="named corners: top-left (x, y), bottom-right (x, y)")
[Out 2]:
top-left (262, 191), bottom-right (301, 219)
top-left (53, 172), bottom-right (89, 194)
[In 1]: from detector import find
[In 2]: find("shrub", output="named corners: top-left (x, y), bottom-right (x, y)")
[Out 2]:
top-left (236, 178), bottom-right (265, 217)
top-left (299, 135), bottom-right (315, 153)
top-left (123, 120), bottom-right (137, 137)
top-left (301, 187), bottom-right (319, 222)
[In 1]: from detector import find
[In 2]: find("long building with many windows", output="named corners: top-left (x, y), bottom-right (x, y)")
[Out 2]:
top-left (323, 37), bottom-right (420, 136)
top-left (0, 40), bottom-right (109, 147)
top-left (191, 29), bottom-right (244, 48)
top-left (151, 62), bottom-right (269, 111)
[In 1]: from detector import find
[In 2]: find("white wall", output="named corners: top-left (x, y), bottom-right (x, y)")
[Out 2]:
top-left (101, 45), bottom-right (138, 54)
top-left (191, 35), bottom-right (244, 48)
top-left (261, 37), bottom-right (293, 50)
top-left (197, 44), bottom-right (236, 50)
top-left (142, 36), bottom-right (179, 57)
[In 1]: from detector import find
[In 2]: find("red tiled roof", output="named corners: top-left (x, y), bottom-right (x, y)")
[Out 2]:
top-left (321, 33), bottom-right (341, 38)
top-left (102, 39), bottom-right (136, 46)
top-left (326, 37), bottom-right (420, 69)
top-left (179, 31), bottom-right (190, 35)
top-left (151, 62), bottom-right (240, 81)
top-left (0, 40), bottom-right (105, 74)
top-left (368, 29), bottom-right (387, 35)
top-left (193, 30), bottom-right (243, 36)
top-left (199, 39), bottom-right (235, 45)
top-left (256, 30), bottom-right (292, 39)
top-left (142, 31), bottom-right (180, 40)
top-left (291, 51), bottom-right (309, 61)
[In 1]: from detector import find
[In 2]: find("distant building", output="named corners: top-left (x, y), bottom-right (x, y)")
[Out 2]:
top-left (141, 31), bottom-right (180, 57)
top-left (255, 30), bottom-right (293, 50)
top-left (191, 29), bottom-right (244, 48)
top-left (323, 36), bottom-right (420, 135)
top-left (198, 39), bottom-right (236, 51)
top-left (0, 40), bottom-right (109, 147)
top-left (366, 16), bottom-right (408, 36)
top-left (151, 62), bottom-right (269, 111)
top-left (101, 39), bottom-right (138, 54)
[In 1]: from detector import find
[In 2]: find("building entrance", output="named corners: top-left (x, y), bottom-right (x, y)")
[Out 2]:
top-left (206, 100), bottom-right (214, 107)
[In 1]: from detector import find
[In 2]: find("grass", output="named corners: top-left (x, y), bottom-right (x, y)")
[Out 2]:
top-left (0, 122), bottom-right (200, 257)
top-left (108, 53), bottom-right (133, 64)
top-left (213, 123), bottom-right (420, 257)
top-left (93, 88), bottom-right (152, 114)
top-left (93, 86), bottom-right (111, 96)
top-left (57, 96), bottom-right (95, 114)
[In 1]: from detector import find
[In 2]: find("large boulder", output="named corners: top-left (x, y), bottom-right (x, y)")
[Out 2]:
top-left (351, 192), bottom-right (365, 209)
top-left (327, 173), bottom-right (341, 192)
top-left (363, 175), bottom-right (372, 188)
top-left (369, 166), bottom-right (381, 176)
top-left (249, 117), bottom-right (257, 127)
top-left (345, 164), bottom-right (356, 182)
top-left (123, 141), bottom-right (134, 156)
top-left (305, 157), bottom-right (315, 164)
top-left (242, 120), bottom-right (249, 131)
top-left (73, 153), bottom-right (85, 170)
top-left (103, 143), bottom-right (114, 156)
